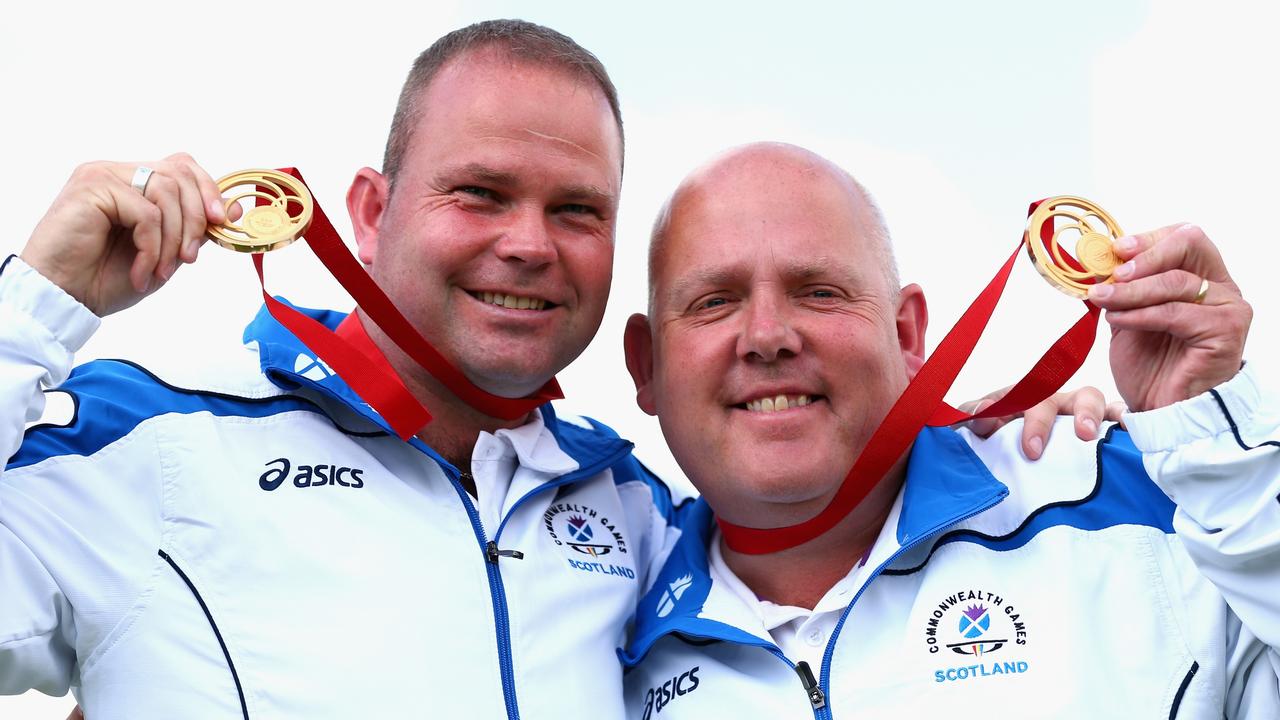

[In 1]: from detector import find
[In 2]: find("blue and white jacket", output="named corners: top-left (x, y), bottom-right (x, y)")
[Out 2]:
top-left (0, 256), bottom-right (683, 719)
top-left (622, 368), bottom-right (1280, 719)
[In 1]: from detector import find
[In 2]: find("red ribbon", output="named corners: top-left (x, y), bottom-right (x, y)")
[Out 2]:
top-left (251, 168), bottom-right (562, 440)
top-left (718, 200), bottom-right (1102, 554)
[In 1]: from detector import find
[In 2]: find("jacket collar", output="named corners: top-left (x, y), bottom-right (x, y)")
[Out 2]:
top-left (621, 424), bottom-right (1007, 667)
top-left (242, 299), bottom-right (629, 474)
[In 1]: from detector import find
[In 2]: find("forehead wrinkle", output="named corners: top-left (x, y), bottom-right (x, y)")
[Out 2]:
top-left (522, 128), bottom-right (608, 165)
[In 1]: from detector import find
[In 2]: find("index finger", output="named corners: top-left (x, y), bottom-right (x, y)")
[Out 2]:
top-left (165, 153), bottom-right (225, 224)
top-left (1111, 223), bottom-right (1231, 285)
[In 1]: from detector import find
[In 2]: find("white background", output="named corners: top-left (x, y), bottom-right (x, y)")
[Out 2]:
top-left (3, 1), bottom-right (1277, 714)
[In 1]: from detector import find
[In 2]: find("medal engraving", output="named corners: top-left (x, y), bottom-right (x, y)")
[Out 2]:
top-left (206, 169), bottom-right (314, 253)
top-left (1025, 196), bottom-right (1123, 298)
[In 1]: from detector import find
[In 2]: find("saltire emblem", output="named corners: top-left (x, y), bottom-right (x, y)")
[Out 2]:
top-left (947, 604), bottom-right (1006, 656)
top-left (566, 515), bottom-right (612, 557)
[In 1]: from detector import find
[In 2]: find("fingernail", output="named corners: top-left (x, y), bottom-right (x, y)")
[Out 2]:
top-left (1114, 236), bottom-right (1137, 253)
top-left (1081, 417), bottom-right (1097, 434)
top-left (1088, 284), bottom-right (1113, 300)
top-left (1113, 261), bottom-right (1135, 280)
top-left (1028, 436), bottom-right (1044, 458)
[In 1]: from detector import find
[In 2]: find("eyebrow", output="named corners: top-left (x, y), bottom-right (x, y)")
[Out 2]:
top-left (664, 256), bottom-right (853, 303)
top-left (440, 163), bottom-right (616, 209)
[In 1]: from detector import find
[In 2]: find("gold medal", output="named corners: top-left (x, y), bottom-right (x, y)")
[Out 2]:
top-left (1025, 196), bottom-right (1123, 298)
top-left (206, 169), bottom-right (314, 253)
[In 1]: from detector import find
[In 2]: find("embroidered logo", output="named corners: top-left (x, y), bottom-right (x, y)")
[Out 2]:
top-left (293, 353), bottom-right (333, 382)
top-left (656, 574), bottom-right (694, 618)
top-left (641, 666), bottom-right (701, 719)
top-left (258, 458), bottom-right (365, 491)
top-left (922, 588), bottom-right (1032, 684)
top-left (544, 502), bottom-right (635, 580)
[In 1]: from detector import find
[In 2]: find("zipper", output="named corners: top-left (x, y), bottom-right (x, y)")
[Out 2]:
top-left (812, 489), bottom-right (1007, 719)
top-left (642, 627), bottom-right (823, 717)
top-left (432, 460), bottom-right (522, 720)
top-left (795, 661), bottom-right (827, 710)
top-left (408, 428), bottom-right (631, 719)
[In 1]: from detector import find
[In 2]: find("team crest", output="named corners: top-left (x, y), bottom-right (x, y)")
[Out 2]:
top-left (922, 588), bottom-right (1033, 683)
top-left (544, 501), bottom-right (636, 580)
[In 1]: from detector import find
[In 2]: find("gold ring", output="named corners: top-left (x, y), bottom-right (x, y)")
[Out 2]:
top-left (1192, 277), bottom-right (1210, 304)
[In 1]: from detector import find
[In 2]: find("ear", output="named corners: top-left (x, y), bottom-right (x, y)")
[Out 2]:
top-left (895, 283), bottom-right (928, 379)
top-left (347, 167), bottom-right (390, 266)
top-left (623, 313), bottom-right (659, 416)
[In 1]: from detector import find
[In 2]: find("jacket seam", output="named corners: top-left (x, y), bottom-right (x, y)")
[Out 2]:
top-left (882, 426), bottom-right (1118, 576)
top-left (159, 549), bottom-right (250, 720)
top-left (1168, 660), bottom-right (1199, 719)
top-left (98, 358), bottom-right (385, 435)
top-left (1210, 388), bottom-right (1279, 452)
top-left (1209, 388), bottom-right (1280, 506)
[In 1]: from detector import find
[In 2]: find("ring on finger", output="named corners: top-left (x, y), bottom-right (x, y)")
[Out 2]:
top-left (1192, 277), bottom-right (1210, 304)
top-left (130, 166), bottom-right (155, 194)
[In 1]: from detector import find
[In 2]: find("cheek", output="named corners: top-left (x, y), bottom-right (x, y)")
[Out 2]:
top-left (563, 241), bottom-right (614, 299)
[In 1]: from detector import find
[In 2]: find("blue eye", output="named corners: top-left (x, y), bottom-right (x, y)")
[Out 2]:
top-left (459, 186), bottom-right (495, 199)
top-left (700, 298), bottom-right (727, 309)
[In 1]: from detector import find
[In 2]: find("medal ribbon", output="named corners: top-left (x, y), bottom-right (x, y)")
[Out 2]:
top-left (718, 200), bottom-right (1103, 554)
top-left (250, 167), bottom-right (562, 441)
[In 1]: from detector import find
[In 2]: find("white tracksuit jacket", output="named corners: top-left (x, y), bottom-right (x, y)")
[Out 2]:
top-left (0, 256), bottom-right (684, 719)
top-left (622, 367), bottom-right (1280, 719)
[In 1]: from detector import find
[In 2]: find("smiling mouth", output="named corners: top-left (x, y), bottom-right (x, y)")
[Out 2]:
top-left (469, 291), bottom-right (555, 311)
top-left (735, 394), bottom-right (824, 413)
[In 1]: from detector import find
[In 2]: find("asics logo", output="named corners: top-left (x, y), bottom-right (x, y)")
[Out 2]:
top-left (259, 458), bottom-right (366, 491)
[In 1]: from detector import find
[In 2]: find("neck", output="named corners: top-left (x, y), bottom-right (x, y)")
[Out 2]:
top-left (718, 458), bottom-right (907, 610)
top-left (357, 309), bottom-right (533, 469)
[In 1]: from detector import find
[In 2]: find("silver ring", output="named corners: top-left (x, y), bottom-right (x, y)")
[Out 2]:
top-left (130, 166), bottom-right (155, 194)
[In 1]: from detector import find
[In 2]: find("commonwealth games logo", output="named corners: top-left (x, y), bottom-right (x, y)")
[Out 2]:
top-left (921, 588), bottom-right (1029, 656)
top-left (564, 515), bottom-right (613, 557)
top-left (950, 603), bottom-right (1005, 655)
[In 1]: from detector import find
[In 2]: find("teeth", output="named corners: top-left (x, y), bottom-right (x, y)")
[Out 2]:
top-left (478, 292), bottom-right (546, 310)
top-left (745, 395), bottom-right (812, 413)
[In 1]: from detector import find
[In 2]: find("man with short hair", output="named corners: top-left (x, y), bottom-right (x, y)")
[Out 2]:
top-left (0, 20), bottom-right (673, 719)
top-left (0, 20), bottom-right (1110, 718)
top-left (621, 142), bottom-right (1278, 718)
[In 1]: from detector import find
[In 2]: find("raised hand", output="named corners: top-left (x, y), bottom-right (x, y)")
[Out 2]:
top-left (1087, 224), bottom-right (1251, 411)
top-left (19, 153), bottom-right (226, 317)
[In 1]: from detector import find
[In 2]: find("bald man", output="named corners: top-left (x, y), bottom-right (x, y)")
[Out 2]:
top-left (620, 143), bottom-right (1279, 718)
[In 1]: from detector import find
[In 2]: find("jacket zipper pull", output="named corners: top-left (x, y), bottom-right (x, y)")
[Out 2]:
top-left (486, 540), bottom-right (525, 564)
top-left (795, 661), bottom-right (827, 710)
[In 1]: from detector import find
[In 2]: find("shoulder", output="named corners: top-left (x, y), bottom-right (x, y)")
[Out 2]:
top-left (923, 420), bottom-right (1174, 557)
top-left (9, 347), bottom-right (315, 471)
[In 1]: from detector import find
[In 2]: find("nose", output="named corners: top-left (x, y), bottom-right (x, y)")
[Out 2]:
top-left (736, 292), bottom-right (802, 363)
top-left (493, 207), bottom-right (558, 268)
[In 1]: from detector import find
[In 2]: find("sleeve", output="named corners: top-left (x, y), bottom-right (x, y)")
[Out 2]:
top-left (0, 255), bottom-right (98, 695)
top-left (1125, 363), bottom-right (1280, 715)
top-left (0, 523), bottom-right (76, 695)
top-left (0, 255), bottom-right (100, 463)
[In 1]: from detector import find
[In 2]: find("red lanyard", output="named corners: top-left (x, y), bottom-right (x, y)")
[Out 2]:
top-left (718, 200), bottom-right (1102, 554)
top-left (250, 168), bottom-right (562, 440)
